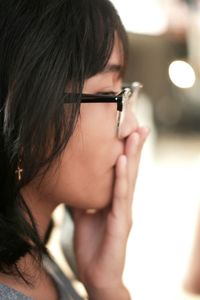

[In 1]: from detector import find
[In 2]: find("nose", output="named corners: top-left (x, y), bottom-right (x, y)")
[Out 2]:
top-left (118, 82), bottom-right (142, 139)
top-left (118, 108), bottom-right (139, 139)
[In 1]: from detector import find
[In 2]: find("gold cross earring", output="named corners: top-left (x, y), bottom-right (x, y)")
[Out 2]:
top-left (15, 162), bottom-right (23, 181)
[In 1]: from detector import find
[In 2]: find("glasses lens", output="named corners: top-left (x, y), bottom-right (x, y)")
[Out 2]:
top-left (117, 82), bottom-right (142, 138)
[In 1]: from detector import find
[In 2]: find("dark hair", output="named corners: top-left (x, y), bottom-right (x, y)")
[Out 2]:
top-left (0, 0), bottom-right (128, 279)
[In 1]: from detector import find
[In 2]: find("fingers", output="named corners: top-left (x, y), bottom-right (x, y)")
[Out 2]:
top-left (112, 126), bottom-right (149, 217)
top-left (125, 126), bottom-right (149, 161)
top-left (125, 127), bottom-right (149, 199)
top-left (113, 155), bottom-right (128, 202)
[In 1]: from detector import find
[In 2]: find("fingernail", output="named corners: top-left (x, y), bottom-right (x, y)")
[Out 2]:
top-left (140, 126), bottom-right (150, 139)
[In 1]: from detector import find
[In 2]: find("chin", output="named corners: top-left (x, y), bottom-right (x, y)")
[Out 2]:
top-left (88, 185), bottom-right (113, 210)
top-left (73, 170), bottom-right (114, 210)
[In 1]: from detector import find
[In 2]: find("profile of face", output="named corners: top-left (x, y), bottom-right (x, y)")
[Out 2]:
top-left (28, 38), bottom-right (139, 210)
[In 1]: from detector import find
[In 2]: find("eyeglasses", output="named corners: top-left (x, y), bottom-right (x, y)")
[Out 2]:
top-left (64, 81), bottom-right (143, 138)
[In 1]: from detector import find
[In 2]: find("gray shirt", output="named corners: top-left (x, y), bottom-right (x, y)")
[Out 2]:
top-left (0, 256), bottom-right (83, 300)
top-left (0, 284), bottom-right (32, 300)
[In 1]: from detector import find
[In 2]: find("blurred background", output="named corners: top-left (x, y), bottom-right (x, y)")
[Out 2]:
top-left (109, 0), bottom-right (200, 299)
top-left (50, 1), bottom-right (200, 300)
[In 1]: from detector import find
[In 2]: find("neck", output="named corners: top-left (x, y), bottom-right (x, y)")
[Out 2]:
top-left (21, 183), bottom-right (57, 240)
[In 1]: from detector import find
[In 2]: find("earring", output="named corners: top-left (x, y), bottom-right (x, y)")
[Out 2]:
top-left (15, 161), bottom-right (23, 181)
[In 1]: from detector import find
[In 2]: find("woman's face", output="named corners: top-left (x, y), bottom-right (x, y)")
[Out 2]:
top-left (34, 39), bottom-right (139, 210)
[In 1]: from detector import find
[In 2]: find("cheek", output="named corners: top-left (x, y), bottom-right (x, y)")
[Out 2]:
top-left (77, 103), bottom-right (121, 170)
top-left (41, 105), bottom-right (123, 209)
top-left (65, 106), bottom-right (123, 208)
top-left (52, 145), bottom-right (116, 209)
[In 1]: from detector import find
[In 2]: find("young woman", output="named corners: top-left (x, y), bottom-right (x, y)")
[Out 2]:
top-left (0, 0), bottom-right (149, 299)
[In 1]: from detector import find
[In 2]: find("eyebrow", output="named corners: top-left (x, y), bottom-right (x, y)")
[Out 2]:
top-left (102, 64), bottom-right (123, 73)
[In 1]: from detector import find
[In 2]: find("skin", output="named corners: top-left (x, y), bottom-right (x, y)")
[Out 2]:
top-left (23, 38), bottom-right (142, 233)
top-left (28, 38), bottom-right (138, 211)
top-left (0, 39), bottom-right (149, 299)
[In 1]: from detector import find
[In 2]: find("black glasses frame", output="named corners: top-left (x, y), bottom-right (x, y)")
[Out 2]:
top-left (63, 82), bottom-right (142, 113)
top-left (64, 91), bottom-right (124, 111)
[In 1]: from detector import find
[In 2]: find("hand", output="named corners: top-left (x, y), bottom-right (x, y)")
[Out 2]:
top-left (73, 127), bottom-right (149, 300)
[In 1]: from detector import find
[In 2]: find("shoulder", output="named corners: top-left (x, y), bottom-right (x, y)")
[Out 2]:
top-left (0, 283), bottom-right (32, 300)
